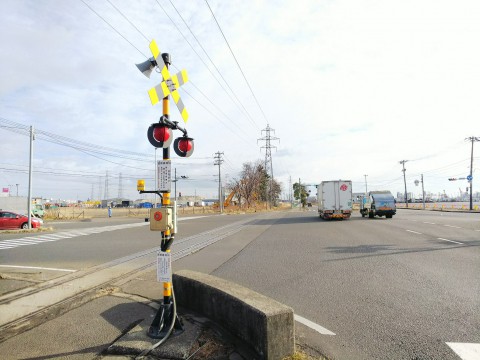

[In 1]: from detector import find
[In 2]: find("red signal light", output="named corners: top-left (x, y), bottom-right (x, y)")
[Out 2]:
top-left (147, 124), bottom-right (173, 148)
top-left (153, 127), bottom-right (171, 142)
top-left (173, 137), bottom-right (194, 157)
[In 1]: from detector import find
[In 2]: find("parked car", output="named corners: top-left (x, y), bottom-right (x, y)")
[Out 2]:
top-left (0, 211), bottom-right (42, 230)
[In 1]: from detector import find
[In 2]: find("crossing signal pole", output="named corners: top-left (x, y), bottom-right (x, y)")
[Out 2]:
top-left (136, 39), bottom-right (193, 346)
top-left (214, 152), bottom-right (224, 213)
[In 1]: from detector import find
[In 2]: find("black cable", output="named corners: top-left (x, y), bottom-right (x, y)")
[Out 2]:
top-left (205, 0), bottom-right (267, 126)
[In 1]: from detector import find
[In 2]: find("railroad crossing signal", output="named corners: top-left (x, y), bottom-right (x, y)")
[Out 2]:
top-left (137, 40), bottom-right (189, 122)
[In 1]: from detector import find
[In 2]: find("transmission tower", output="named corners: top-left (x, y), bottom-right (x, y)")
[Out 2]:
top-left (118, 172), bottom-right (123, 199)
top-left (258, 124), bottom-right (280, 207)
top-left (104, 170), bottom-right (109, 200)
top-left (214, 151), bottom-right (224, 213)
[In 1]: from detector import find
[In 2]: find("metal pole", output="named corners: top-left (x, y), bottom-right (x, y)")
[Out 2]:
top-left (421, 174), bottom-right (425, 210)
top-left (27, 126), bottom-right (34, 229)
top-left (154, 148), bottom-right (157, 207)
top-left (174, 168), bottom-right (177, 201)
top-left (218, 159), bottom-right (223, 213)
top-left (400, 160), bottom-right (409, 208)
top-left (16, 184), bottom-right (19, 197)
top-left (148, 52), bottom-right (178, 339)
top-left (364, 174), bottom-right (368, 194)
top-left (469, 138), bottom-right (474, 211)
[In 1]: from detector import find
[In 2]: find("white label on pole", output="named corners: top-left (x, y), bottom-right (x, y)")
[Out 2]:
top-left (157, 251), bottom-right (172, 283)
top-left (158, 160), bottom-right (171, 192)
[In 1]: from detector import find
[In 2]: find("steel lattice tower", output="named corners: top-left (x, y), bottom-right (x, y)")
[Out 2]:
top-left (258, 124), bottom-right (279, 207)
top-left (118, 172), bottom-right (123, 199)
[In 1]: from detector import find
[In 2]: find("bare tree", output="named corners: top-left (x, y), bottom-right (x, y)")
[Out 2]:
top-left (229, 161), bottom-right (282, 209)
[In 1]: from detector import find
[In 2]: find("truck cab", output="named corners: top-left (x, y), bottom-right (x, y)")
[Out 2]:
top-left (360, 191), bottom-right (396, 219)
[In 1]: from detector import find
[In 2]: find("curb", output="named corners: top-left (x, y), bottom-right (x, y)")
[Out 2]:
top-left (173, 270), bottom-right (295, 360)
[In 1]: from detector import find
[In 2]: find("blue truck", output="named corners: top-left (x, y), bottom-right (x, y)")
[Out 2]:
top-left (360, 191), bottom-right (396, 219)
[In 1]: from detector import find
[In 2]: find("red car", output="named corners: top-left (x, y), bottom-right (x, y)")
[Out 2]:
top-left (0, 211), bottom-right (42, 230)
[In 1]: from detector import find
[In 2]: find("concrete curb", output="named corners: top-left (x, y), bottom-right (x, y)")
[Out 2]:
top-left (173, 270), bottom-right (295, 360)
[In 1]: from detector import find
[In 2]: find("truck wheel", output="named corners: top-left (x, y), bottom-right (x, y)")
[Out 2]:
top-left (386, 214), bottom-right (393, 218)
top-left (21, 223), bottom-right (29, 229)
top-left (368, 212), bottom-right (374, 219)
top-left (361, 213), bottom-right (365, 218)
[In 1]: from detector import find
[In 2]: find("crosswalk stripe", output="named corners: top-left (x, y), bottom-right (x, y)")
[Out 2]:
top-left (0, 221), bottom-right (150, 250)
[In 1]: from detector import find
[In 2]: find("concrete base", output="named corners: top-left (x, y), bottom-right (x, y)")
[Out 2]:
top-left (107, 315), bottom-right (201, 359)
top-left (173, 270), bottom-right (295, 360)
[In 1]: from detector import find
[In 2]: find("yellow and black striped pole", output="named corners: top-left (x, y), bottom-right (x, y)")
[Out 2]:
top-left (147, 52), bottom-right (182, 339)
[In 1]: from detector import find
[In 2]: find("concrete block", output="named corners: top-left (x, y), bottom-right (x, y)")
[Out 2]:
top-left (173, 270), bottom-right (294, 360)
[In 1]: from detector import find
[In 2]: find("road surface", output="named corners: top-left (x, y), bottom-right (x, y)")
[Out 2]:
top-left (0, 209), bottom-right (478, 359)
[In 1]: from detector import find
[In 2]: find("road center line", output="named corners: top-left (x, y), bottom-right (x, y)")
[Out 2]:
top-left (444, 224), bottom-right (461, 229)
top-left (437, 238), bottom-right (463, 245)
top-left (423, 222), bottom-right (436, 225)
top-left (294, 314), bottom-right (336, 335)
top-left (0, 265), bottom-right (76, 272)
top-left (406, 230), bottom-right (422, 235)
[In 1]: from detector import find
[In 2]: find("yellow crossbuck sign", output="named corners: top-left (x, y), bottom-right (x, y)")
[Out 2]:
top-left (147, 40), bottom-right (189, 122)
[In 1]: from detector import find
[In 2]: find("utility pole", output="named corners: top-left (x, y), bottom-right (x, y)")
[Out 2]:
top-left (15, 184), bottom-right (19, 197)
top-left (289, 176), bottom-right (292, 209)
top-left (363, 174), bottom-right (368, 194)
top-left (399, 160), bottom-right (409, 208)
top-left (214, 151), bottom-right (224, 213)
top-left (466, 137), bottom-right (480, 210)
top-left (258, 124), bottom-right (280, 209)
top-left (421, 174), bottom-right (425, 210)
top-left (27, 126), bottom-right (34, 229)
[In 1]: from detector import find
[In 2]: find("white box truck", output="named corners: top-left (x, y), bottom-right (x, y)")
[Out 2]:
top-left (317, 180), bottom-right (352, 220)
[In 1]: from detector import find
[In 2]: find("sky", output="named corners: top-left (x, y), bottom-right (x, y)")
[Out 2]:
top-left (1, 0), bottom-right (479, 202)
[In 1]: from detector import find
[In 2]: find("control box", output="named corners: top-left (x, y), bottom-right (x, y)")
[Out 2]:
top-left (150, 208), bottom-right (173, 232)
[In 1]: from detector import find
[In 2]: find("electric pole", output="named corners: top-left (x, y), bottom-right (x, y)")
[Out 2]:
top-left (258, 124), bottom-right (279, 209)
top-left (364, 174), bottom-right (368, 194)
top-left (466, 136), bottom-right (480, 210)
top-left (421, 174), bottom-right (425, 210)
top-left (15, 184), bottom-right (19, 197)
top-left (214, 151), bottom-right (224, 213)
top-left (27, 126), bottom-right (34, 229)
top-left (399, 160), bottom-right (409, 208)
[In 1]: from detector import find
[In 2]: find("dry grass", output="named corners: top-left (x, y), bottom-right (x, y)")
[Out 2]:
top-left (43, 202), bottom-right (293, 221)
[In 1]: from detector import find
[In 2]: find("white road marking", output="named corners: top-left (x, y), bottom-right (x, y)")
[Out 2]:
top-left (446, 342), bottom-right (480, 360)
top-left (294, 314), bottom-right (336, 335)
top-left (437, 238), bottom-right (464, 245)
top-left (0, 216), bottom-right (212, 251)
top-left (423, 222), bottom-right (436, 225)
top-left (475, 230), bottom-right (480, 232)
top-left (444, 225), bottom-right (461, 229)
top-left (0, 265), bottom-right (76, 272)
top-left (406, 230), bottom-right (423, 235)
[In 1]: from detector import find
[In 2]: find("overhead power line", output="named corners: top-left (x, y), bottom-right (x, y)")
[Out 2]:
top-left (205, 0), bottom-right (268, 126)
top-left (165, 0), bottom-right (259, 130)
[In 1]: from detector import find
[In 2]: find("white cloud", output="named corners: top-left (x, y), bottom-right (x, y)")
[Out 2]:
top-left (1, 0), bottom-right (479, 200)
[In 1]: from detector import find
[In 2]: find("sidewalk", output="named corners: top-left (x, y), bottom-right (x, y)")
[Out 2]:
top-left (0, 267), bottom-right (255, 360)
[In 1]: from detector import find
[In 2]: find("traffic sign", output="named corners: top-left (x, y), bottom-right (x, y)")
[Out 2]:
top-left (467, 175), bottom-right (473, 181)
top-left (158, 160), bottom-right (172, 192)
top-left (147, 40), bottom-right (189, 122)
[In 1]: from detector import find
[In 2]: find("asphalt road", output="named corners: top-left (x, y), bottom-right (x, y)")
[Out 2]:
top-left (209, 209), bottom-right (480, 360)
top-left (0, 209), bottom-right (479, 359)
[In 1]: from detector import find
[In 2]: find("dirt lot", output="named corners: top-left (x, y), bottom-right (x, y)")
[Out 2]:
top-left (43, 203), bottom-right (293, 220)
